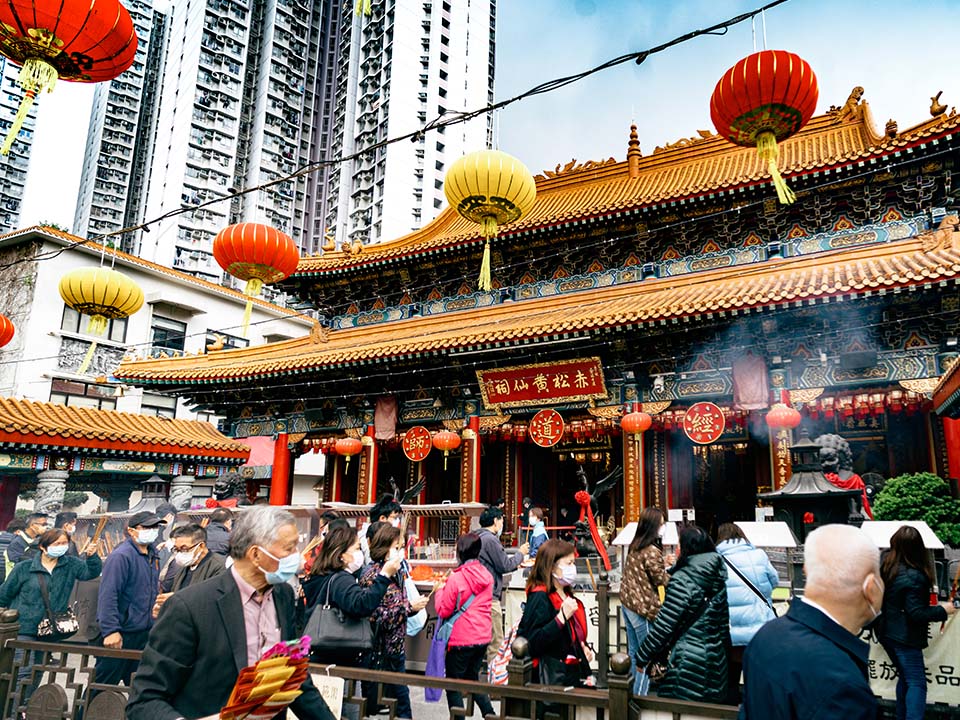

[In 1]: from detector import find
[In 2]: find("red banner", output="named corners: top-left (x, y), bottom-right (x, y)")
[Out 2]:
top-left (529, 409), bottom-right (565, 447)
top-left (477, 357), bottom-right (607, 409)
top-left (682, 402), bottom-right (725, 445)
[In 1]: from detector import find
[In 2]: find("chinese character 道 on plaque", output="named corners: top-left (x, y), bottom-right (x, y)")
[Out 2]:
top-left (476, 357), bottom-right (607, 409)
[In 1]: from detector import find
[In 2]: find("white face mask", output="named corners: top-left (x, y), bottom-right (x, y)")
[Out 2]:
top-left (495, 523), bottom-right (503, 537)
top-left (345, 549), bottom-right (365, 574)
top-left (390, 517), bottom-right (402, 528)
top-left (388, 547), bottom-right (404, 563)
top-left (175, 549), bottom-right (198, 567)
top-left (556, 564), bottom-right (577, 587)
top-left (137, 528), bottom-right (159, 545)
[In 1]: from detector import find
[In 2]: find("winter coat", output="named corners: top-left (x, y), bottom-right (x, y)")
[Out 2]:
top-left (739, 599), bottom-right (876, 720)
top-left (620, 543), bottom-right (670, 619)
top-left (434, 559), bottom-right (493, 648)
top-left (529, 522), bottom-right (548, 558)
top-left (716, 540), bottom-right (778, 646)
top-left (170, 550), bottom-right (226, 592)
top-left (879, 564), bottom-right (947, 649)
top-left (0, 552), bottom-right (102, 635)
top-left (636, 552), bottom-right (730, 704)
top-left (204, 522), bottom-right (231, 556)
top-left (477, 527), bottom-right (523, 601)
top-left (359, 561), bottom-right (412, 657)
top-left (517, 587), bottom-right (589, 682)
top-left (5, 532), bottom-right (40, 567)
top-left (97, 539), bottom-right (161, 636)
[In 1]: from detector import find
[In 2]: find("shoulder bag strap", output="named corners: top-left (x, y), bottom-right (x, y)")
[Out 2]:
top-left (36, 572), bottom-right (59, 627)
top-left (721, 554), bottom-right (777, 617)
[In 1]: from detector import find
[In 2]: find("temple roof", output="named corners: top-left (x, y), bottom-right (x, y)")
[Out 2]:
top-left (0, 398), bottom-right (251, 461)
top-left (115, 222), bottom-right (960, 385)
top-left (296, 102), bottom-right (960, 276)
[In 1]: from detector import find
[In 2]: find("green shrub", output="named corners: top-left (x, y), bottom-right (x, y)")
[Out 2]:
top-left (872, 472), bottom-right (960, 546)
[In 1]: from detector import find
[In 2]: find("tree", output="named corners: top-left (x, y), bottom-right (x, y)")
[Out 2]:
top-left (872, 472), bottom-right (960, 546)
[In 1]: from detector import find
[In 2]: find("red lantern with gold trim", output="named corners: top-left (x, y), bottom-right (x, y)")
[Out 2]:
top-left (710, 50), bottom-right (818, 204)
top-left (765, 403), bottom-right (801, 430)
top-left (432, 430), bottom-right (461, 470)
top-left (0, 313), bottom-right (14, 347)
top-left (213, 223), bottom-right (300, 336)
top-left (335, 437), bottom-right (362, 470)
top-left (0, 0), bottom-right (137, 155)
top-left (620, 411), bottom-right (652, 435)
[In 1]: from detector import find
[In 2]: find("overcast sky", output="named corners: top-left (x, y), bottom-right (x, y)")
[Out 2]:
top-left (19, 0), bottom-right (960, 232)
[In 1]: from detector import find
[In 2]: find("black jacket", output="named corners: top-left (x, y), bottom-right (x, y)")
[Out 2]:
top-left (302, 569), bottom-right (391, 665)
top-left (206, 522), bottom-right (231, 555)
top-left (739, 599), bottom-right (876, 720)
top-left (879, 564), bottom-right (947, 648)
top-left (636, 552), bottom-right (729, 704)
top-left (517, 588), bottom-right (588, 684)
top-left (126, 569), bottom-right (335, 720)
top-left (170, 550), bottom-right (227, 592)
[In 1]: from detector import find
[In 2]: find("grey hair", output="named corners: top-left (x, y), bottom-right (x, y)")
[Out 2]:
top-left (229, 506), bottom-right (297, 560)
top-left (804, 524), bottom-right (880, 600)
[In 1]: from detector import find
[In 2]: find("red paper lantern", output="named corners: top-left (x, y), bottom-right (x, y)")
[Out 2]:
top-left (0, 0), bottom-right (137, 154)
top-left (765, 403), bottom-right (802, 430)
top-left (710, 50), bottom-right (818, 204)
top-left (432, 429), bottom-right (461, 469)
top-left (0, 314), bottom-right (14, 347)
top-left (213, 222), bottom-right (300, 335)
top-left (335, 437), bottom-right (362, 470)
top-left (621, 411), bottom-right (652, 435)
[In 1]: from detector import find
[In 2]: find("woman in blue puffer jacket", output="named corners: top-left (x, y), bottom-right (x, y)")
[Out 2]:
top-left (715, 523), bottom-right (778, 703)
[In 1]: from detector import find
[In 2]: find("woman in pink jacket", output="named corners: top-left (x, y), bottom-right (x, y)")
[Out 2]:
top-left (435, 532), bottom-right (495, 717)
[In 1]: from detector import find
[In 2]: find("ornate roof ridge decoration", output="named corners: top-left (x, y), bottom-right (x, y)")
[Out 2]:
top-left (652, 130), bottom-right (717, 154)
top-left (899, 378), bottom-right (941, 397)
top-left (534, 157), bottom-right (618, 181)
top-left (789, 387), bottom-right (825, 405)
top-left (0, 397), bottom-right (250, 459)
top-left (587, 406), bottom-right (622, 419)
top-left (294, 99), bottom-right (960, 276)
top-left (640, 401), bottom-right (672, 415)
top-left (115, 229), bottom-right (960, 387)
top-left (0, 226), bottom-right (308, 321)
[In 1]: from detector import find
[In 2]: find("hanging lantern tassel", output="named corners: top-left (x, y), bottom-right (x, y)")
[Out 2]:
top-left (77, 314), bottom-right (109, 374)
top-left (2, 59), bottom-right (58, 155)
top-left (355, 0), bottom-right (372, 16)
top-left (477, 215), bottom-right (498, 292)
top-left (756, 131), bottom-right (795, 205)
top-left (240, 277), bottom-right (264, 337)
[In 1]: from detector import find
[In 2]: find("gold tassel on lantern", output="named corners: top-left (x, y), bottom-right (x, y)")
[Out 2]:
top-left (477, 215), bottom-right (498, 292)
top-left (240, 278), bottom-right (264, 337)
top-left (2, 59), bottom-right (58, 155)
top-left (756, 131), bottom-right (795, 205)
top-left (77, 314), bottom-right (109, 374)
top-left (355, 0), bottom-right (371, 15)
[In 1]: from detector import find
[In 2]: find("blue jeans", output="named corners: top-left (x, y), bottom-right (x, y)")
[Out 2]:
top-left (621, 607), bottom-right (650, 696)
top-left (881, 640), bottom-right (927, 720)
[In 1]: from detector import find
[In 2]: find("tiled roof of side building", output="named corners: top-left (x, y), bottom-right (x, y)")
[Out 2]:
top-left (0, 226), bottom-right (311, 321)
top-left (115, 223), bottom-right (960, 385)
top-left (0, 398), bottom-right (251, 460)
top-left (295, 103), bottom-right (960, 275)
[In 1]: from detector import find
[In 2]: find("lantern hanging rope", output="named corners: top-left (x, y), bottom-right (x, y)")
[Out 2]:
top-left (58, 267), bottom-right (144, 373)
top-left (443, 150), bottom-right (537, 292)
top-left (710, 50), bottom-right (818, 204)
top-left (213, 223), bottom-right (300, 336)
top-left (0, 0), bottom-right (138, 154)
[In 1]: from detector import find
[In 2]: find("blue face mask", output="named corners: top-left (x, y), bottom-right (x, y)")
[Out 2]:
top-left (258, 546), bottom-right (301, 585)
top-left (46, 545), bottom-right (68, 558)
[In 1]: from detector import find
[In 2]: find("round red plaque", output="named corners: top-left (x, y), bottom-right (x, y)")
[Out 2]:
top-left (402, 426), bottom-right (432, 462)
top-left (529, 409), bottom-right (565, 448)
top-left (682, 402), bottom-right (725, 445)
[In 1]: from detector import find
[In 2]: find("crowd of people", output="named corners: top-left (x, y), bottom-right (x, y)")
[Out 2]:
top-left (0, 497), bottom-right (954, 720)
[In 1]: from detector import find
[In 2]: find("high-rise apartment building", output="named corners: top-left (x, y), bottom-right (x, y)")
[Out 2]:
top-left (316, 1), bottom-right (496, 249)
top-left (72, 0), bottom-right (167, 251)
top-left (0, 58), bottom-right (41, 235)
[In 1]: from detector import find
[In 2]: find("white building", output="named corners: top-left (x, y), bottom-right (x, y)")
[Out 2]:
top-left (320, 0), bottom-right (496, 248)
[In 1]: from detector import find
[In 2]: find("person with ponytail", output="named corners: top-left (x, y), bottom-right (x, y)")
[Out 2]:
top-left (517, 539), bottom-right (594, 693)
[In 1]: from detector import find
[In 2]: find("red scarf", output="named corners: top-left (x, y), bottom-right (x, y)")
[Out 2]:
top-left (824, 472), bottom-right (874, 519)
top-left (529, 585), bottom-right (587, 645)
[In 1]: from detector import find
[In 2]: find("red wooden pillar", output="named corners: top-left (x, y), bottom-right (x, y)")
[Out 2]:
top-left (944, 417), bottom-right (960, 480)
top-left (459, 416), bottom-right (481, 533)
top-left (622, 430), bottom-right (645, 522)
top-left (269, 433), bottom-right (291, 505)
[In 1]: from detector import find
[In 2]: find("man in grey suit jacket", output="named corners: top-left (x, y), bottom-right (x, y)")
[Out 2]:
top-left (126, 506), bottom-right (334, 720)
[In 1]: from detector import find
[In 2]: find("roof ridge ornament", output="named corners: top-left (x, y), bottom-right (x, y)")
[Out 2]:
top-left (827, 86), bottom-right (865, 124)
top-left (535, 156), bottom-right (618, 181)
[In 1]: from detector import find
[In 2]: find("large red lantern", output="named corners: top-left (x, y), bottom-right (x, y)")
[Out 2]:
top-left (213, 223), bottom-right (300, 336)
top-left (765, 403), bottom-right (802, 430)
top-left (620, 411), bottom-right (652, 435)
top-left (432, 430), bottom-right (461, 470)
top-left (710, 50), bottom-right (818, 204)
top-left (0, 0), bottom-right (137, 154)
top-left (335, 437), bottom-right (362, 470)
top-left (0, 314), bottom-right (14, 348)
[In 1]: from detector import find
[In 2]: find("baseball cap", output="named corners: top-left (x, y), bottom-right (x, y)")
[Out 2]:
top-left (127, 511), bottom-right (166, 528)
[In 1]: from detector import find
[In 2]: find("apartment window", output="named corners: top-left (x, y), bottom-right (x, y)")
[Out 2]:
top-left (206, 329), bottom-right (249, 350)
top-left (141, 392), bottom-right (177, 418)
top-left (152, 316), bottom-right (187, 352)
top-left (61, 306), bottom-right (127, 343)
top-left (50, 378), bottom-right (117, 410)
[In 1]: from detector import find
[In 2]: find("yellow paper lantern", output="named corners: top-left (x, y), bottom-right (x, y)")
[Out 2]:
top-left (444, 150), bottom-right (536, 291)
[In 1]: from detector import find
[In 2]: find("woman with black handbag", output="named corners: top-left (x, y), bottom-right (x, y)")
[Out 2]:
top-left (517, 538), bottom-right (594, 703)
top-left (0, 527), bottom-right (101, 703)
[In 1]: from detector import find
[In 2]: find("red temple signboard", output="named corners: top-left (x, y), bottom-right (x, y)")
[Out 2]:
top-left (477, 357), bottom-right (607, 409)
top-left (529, 409), bottom-right (565, 447)
top-left (682, 402), bottom-right (725, 444)
top-left (402, 426), bottom-right (432, 462)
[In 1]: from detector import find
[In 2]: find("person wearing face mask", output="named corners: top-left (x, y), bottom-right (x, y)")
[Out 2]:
top-left (739, 524), bottom-right (883, 720)
top-left (358, 524), bottom-right (431, 719)
top-left (5, 512), bottom-right (48, 568)
top-left (477, 507), bottom-right (529, 666)
top-left (127, 505), bottom-right (335, 720)
top-left (54, 511), bottom-right (81, 557)
top-left (302, 524), bottom-right (401, 670)
top-left (517, 538), bottom-right (594, 710)
top-left (0, 528), bottom-right (101, 703)
top-left (151, 524), bottom-right (227, 618)
top-left (635, 526), bottom-right (729, 703)
top-left (95, 511), bottom-right (165, 688)
top-left (527, 507), bottom-right (548, 558)
top-left (360, 496), bottom-right (403, 564)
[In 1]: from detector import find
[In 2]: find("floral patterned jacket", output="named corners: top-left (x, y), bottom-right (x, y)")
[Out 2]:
top-left (359, 561), bottom-right (413, 657)
top-left (619, 543), bottom-right (670, 620)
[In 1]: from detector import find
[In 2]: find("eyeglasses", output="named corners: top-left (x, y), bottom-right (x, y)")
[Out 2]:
top-left (174, 541), bottom-right (202, 553)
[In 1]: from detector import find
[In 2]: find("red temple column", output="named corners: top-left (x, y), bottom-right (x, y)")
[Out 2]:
top-left (944, 417), bottom-right (960, 480)
top-left (459, 416), bottom-right (481, 533)
top-left (622, 430), bottom-right (645, 522)
top-left (269, 432), bottom-right (291, 505)
top-left (358, 426), bottom-right (378, 504)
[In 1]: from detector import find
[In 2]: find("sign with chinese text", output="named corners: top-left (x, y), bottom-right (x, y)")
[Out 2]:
top-left (402, 426), bottom-right (432, 462)
top-left (682, 402), bottom-right (725, 445)
top-left (529, 409), bottom-right (565, 447)
top-left (477, 357), bottom-right (607, 409)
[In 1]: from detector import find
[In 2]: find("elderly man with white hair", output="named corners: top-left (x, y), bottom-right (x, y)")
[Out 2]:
top-left (126, 505), bottom-right (335, 720)
top-left (739, 524), bottom-right (882, 719)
